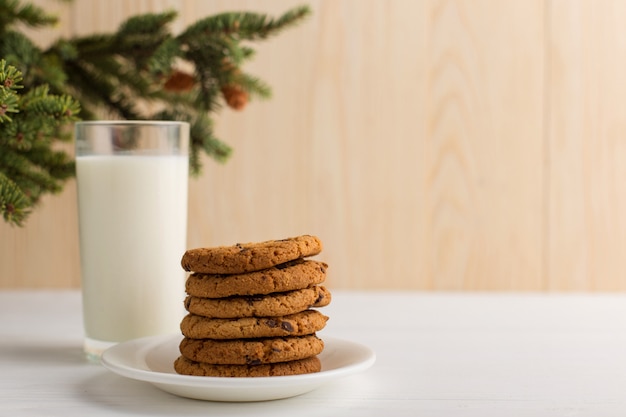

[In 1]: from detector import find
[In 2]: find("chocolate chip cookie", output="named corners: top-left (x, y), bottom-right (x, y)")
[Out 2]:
top-left (179, 335), bottom-right (324, 365)
top-left (180, 310), bottom-right (329, 339)
top-left (181, 235), bottom-right (323, 274)
top-left (173, 355), bottom-right (321, 377)
top-left (185, 259), bottom-right (328, 298)
top-left (184, 286), bottom-right (331, 319)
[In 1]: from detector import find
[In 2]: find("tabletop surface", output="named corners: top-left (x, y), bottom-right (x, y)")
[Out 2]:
top-left (2, 290), bottom-right (626, 417)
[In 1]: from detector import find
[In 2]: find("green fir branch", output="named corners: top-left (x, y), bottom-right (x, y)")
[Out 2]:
top-left (1, 2), bottom-right (311, 225)
top-left (0, 58), bottom-right (80, 225)
top-left (238, 73), bottom-right (272, 100)
top-left (117, 10), bottom-right (177, 36)
top-left (0, 88), bottom-right (19, 122)
top-left (179, 5), bottom-right (311, 42)
top-left (0, 172), bottom-right (30, 226)
top-left (0, 0), bottom-right (57, 32)
top-left (0, 30), bottom-right (41, 74)
top-left (0, 58), bottom-right (23, 88)
top-left (148, 36), bottom-right (180, 76)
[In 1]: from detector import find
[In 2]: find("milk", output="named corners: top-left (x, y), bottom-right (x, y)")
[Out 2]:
top-left (76, 155), bottom-right (188, 353)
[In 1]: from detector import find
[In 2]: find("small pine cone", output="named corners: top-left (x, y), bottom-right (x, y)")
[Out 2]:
top-left (221, 84), bottom-right (248, 110)
top-left (164, 70), bottom-right (196, 92)
top-left (220, 58), bottom-right (238, 73)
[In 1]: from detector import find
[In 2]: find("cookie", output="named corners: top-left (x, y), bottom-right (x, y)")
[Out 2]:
top-left (179, 335), bottom-right (324, 365)
top-left (181, 235), bottom-right (323, 274)
top-left (185, 259), bottom-right (328, 298)
top-left (180, 310), bottom-right (329, 340)
top-left (174, 355), bottom-right (321, 377)
top-left (184, 286), bottom-right (332, 319)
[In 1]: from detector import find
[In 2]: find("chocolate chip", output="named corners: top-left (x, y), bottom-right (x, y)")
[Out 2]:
top-left (314, 292), bottom-right (324, 304)
top-left (265, 319), bottom-right (278, 328)
top-left (281, 321), bottom-right (294, 332)
top-left (245, 295), bottom-right (264, 306)
top-left (247, 358), bottom-right (262, 366)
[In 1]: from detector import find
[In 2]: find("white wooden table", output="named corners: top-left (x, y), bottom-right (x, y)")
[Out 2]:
top-left (2, 290), bottom-right (626, 416)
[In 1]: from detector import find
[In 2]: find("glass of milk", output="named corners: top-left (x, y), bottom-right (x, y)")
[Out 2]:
top-left (75, 121), bottom-right (189, 361)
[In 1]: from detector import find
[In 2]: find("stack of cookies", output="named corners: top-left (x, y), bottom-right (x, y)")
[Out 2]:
top-left (174, 235), bottom-right (331, 377)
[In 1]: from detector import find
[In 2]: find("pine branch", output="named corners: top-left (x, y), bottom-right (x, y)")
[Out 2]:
top-left (238, 73), bottom-right (272, 100)
top-left (0, 59), bottom-right (79, 226)
top-left (151, 108), bottom-right (232, 175)
top-left (0, 88), bottom-right (19, 122)
top-left (0, 171), bottom-right (30, 226)
top-left (0, 30), bottom-right (41, 79)
top-left (25, 143), bottom-right (75, 182)
top-left (63, 59), bottom-right (141, 120)
top-left (148, 36), bottom-right (180, 76)
top-left (0, 148), bottom-right (59, 204)
top-left (179, 5), bottom-right (311, 42)
top-left (59, 4), bottom-right (311, 146)
top-left (117, 10), bottom-right (177, 36)
top-left (1, 1), bottom-right (311, 226)
top-left (115, 11), bottom-right (177, 69)
top-left (0, 0), bottom-right (57, 33)
top-left (0, 57), bottom-right (23, 87)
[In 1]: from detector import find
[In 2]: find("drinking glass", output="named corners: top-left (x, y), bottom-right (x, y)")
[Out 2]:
top-left (75, 121), bottom-right (189, 361)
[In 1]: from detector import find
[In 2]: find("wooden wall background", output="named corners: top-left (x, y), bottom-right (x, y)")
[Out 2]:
top-left (2, 0), bottom-right (626, 291)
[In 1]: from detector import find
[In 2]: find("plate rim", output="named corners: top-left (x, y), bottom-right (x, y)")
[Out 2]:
top-left (101, 333), bottom-right (376, 389)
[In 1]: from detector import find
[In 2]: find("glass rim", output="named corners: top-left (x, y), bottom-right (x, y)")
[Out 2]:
top-left (74, 120), bottom-right (189, 127)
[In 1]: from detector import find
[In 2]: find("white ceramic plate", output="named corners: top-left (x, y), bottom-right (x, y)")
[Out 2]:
top-left (101, 334), bottom-right (375, 402)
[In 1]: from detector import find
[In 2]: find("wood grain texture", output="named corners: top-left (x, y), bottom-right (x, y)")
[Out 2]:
top-left (548, 0), bottom-right (626, 291)
top-left (1, 0), bottom-right (625, 291)
top-left (0, 0), bottom-right (79, 288)
top-left (424, 0), bottom-right (544, 290)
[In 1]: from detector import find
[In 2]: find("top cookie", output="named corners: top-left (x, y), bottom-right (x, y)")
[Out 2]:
top-left (181, 235), bottom-right (323, 274)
